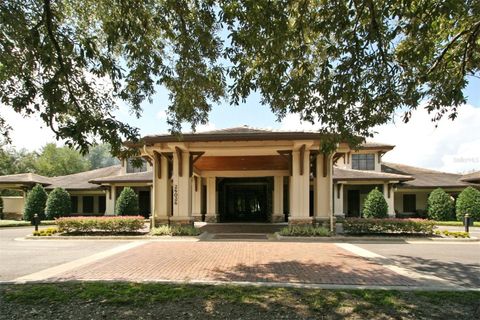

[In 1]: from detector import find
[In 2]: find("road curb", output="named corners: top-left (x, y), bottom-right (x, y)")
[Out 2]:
top-left (1, 278), bottom-right (478, 292)
top-left (276, 234), bottom-right (479, 242)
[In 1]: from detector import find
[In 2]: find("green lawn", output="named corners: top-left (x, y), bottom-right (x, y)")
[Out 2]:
top-left (1, 283), bottom-right (479, 319)
top-left (0, 220), bottom-right (56, 228)
top-left (434, 221), bottom-right (480, 227)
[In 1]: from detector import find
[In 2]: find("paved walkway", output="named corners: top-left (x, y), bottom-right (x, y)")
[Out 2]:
top-left (54, 242), bottom-right (417, 286)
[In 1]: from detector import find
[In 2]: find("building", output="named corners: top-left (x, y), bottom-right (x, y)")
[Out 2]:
top-left (1, 127), bottom-right (479, 224)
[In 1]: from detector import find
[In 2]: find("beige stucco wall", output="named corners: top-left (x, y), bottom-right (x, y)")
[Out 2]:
top-left (1, 196), bottom-right (25, 219)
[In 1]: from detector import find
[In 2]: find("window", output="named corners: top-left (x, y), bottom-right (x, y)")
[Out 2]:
top-left (403, 194), bottom-right (416, 212)
top-left (126, 158), bottom-right (147, 173)
top-left (71, 196), bottom-right (78, 213)
top-left (98, 196), bottom-right (106, 214)
top-left (352, 154), bottom-right (375, 170)
top-left (83, 196), bottom-right (94, 214)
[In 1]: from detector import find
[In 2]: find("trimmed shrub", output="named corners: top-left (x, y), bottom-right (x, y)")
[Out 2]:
top-left (427, 188), bottom-right (455, 221)
top-left (278, 225), bottom-right (331, 237)
top-left (115, 187), bottom-right (139, 216)
top-left (362, 188), bottom-right (388, 218)
top-left (45, 187), bottom-right (71, 219)
top-left (343, 218), bottom-right (436, 235)
top-left (24, 184), bottom-right (48, 222)
top-left (456, 187), bottom-right (480, 221)
top-left (151, 225), bottom-right (201, 236)
top-left (56, 216), bottom-right (145, 233)
top-left (32, 227), bottom-right (58, 237)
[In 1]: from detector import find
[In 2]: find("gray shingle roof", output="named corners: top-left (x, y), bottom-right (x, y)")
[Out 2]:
top-left (382, 162), bottom-right (475, 188)
top-left (0, 173), bottom-right (52, 186)
top-left (333, 167), bottom-right (412, 181)
top-left (462, 171), bottom-right (480, 183)
top-left (46, 165), bottom-right (122, 190)
top-left (89, 171), bottom-right (153, 184)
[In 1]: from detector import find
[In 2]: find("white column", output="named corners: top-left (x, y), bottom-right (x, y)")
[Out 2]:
top-left (383, 182), bottom-right (395, 217)
top-left (273, 176), bottom-right (284, 222)
top-left (171, 150), bottom-right (192, 224)
top-left (105, 186), bottom-right (116, 215)
top-left (153, 155), bottom-right (171, 224)
top-left (289, 149), bottom-right (311, 224)
top-left (192, 176), bottom-right (202, 221)
top-left (315, 154), bottom-right (333, 224)
top-left (206, 177), bottom-right (216, 222)
top-left (334, 183), bottom-right (344, 217)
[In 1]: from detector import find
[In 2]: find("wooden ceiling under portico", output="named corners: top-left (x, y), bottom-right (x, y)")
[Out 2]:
top-left (194, 155), bottom-right (289, 171)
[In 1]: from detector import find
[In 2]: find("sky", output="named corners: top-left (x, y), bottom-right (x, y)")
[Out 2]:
top-left (2, 76), bottom-right (479, 174)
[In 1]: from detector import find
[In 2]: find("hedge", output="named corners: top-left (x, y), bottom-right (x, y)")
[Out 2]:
top-left (45, 187), bottom-right (71, 219)
top-left (278, 225), bottom-right (331, 237)
top-left (427, 188), bottom-right (455, 221)
top-left (362, 188), bottom-right (388, 218)
top-left (343, 218), bottom-right (436, 235)
top-left (56, 216), bottom-right (145, 233)
top-left (115, 187), bottom-right (139, 216)
top-left (151, 225), bottom-right (201, 236)
top-left (24, 184), bottom-right (48, 222)
top-left (455, 187), bottom-right (480, 221)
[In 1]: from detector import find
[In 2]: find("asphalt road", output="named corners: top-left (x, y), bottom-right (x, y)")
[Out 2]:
top-left (0, 227), bottom-right (130, 281)
top-left (357, 242), bottom-right (480, 288)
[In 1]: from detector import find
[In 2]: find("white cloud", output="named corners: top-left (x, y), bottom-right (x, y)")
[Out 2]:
top-left (374, 104), bottom-right (480, 173)
top-left (196, 122), bottom-right (216, 132)
top-left (279, 113), bottom-right (319, 131)
top-left (1, 107), bottom-right (57, 151)
top-left (156, 109), bottom-right (167, 120)
top-left (279, 104), bottom-right (480, 173)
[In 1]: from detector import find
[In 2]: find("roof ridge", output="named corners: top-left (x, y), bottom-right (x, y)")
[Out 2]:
top-left (383, 162), bottom-right (461, 176)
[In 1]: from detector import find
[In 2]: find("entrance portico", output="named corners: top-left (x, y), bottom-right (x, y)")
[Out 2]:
top-left (139, 127), bottom-right (334, 227)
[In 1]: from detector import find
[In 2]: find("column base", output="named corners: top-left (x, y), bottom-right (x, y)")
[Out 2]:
top-left (288, 217), bottom-right (313, 226)
top-left (205, 215), bottom-right (217, 223)
top-left (169, 216), bottom-right (194, 226)
top-left (192, 214), bottom-right (203, 222)
top-left (153, 216), bottom-right (170, 227)
top-left (272, 215), bottom-right (286, 223)
top-left (313, 216), bottom-right (331, 228)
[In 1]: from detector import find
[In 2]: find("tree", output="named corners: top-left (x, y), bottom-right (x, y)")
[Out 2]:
top-left (456, 187), bottom-right (480, 221)
top-left (45, 187), bottom-right (71, 219)
top-left (35, 143), bottom-right (90, 177)
top-left (86, 144), bottom-right (119, 169)
top-left (362, 188), bottom-right (388, 218)
top-left (1, 1), bottom-right (478, 154)
top-left (23, 184), bottom-right (48, 222)
top-left (427, 188), bottom-right (455, 221)
top-left (115, 187), bottom-right (139, 216)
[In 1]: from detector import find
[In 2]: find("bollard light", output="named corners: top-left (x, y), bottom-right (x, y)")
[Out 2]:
top-left (34, 213), bottom-right (39, 232)
top-left (464, 213), bottom-right (470, 233)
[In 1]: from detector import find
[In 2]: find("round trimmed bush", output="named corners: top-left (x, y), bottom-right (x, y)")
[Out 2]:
top-left (427, 188), bottom-right (454, 221)
top-left (45, 187), bottom-right (71, 219)
top-left (24, 184), bottom-right (48, 222)
top-left (115, 187), bottom-right (139, 216)
top-left (363, 188), bottom-right (388, 218)
top-left (456, 187), bottom-right (480, 221)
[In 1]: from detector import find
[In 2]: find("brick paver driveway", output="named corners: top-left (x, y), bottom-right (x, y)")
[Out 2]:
top-left (54, 241), bottom-right (415, 286)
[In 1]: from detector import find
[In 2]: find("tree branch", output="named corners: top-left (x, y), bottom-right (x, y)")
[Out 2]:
top-left (428, 21), bottom-right (480, 74)
top-left (43, 0), bottom-right (82, 113)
